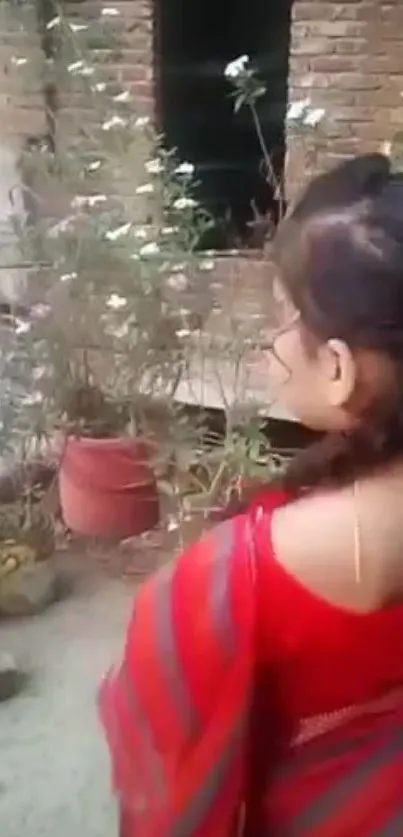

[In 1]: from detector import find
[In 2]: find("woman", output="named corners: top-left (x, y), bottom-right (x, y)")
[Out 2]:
top-left (100, 153), bottom-right (403, 836)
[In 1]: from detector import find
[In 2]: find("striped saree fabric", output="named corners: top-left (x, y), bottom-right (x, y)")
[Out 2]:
top-left (99, 512), bottom-right (403, 837)
top-left (99, 516), bottom-right (256, 837)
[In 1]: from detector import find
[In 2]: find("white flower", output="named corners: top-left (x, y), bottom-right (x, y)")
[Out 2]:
top-left (48, 216), bottom-right (75, 237)
top-left (135, 116), bottom-right (150, 128)
top-left (381, 140), bottom-right (392, 157)
top-left (10, 56), bottom-right (28, 66)
top-left (139, 242), bottom-right (160, 257)
top-left (109, 322), bottom-right (130, 338)
top-left (90, 194), bottom-right (107, 206)
top-left (134, 226), bottom-right (148, 239)
top-left (14, 319), bottom-right (30, 335)
top-left (173, 197), bottom-right (197, 210)
top-left (286, 98), bottom-right (311, 121)
top-left (105, 222), bottom-right (131, 241)
top-left (46, 15), bottom-right (60, 29)
top-left (113, 90), bottom-right (131, 103)
top-left (136, 183), bottom-right (154, 195)
top-left (175, 161), bottom-right (195, 176)
top-left (87, 159), bottom-right (102, 172)
top-left (161, 226), bottom-right (178, 235)
top-left (224, 54), bottom-right (250, 79)
top-left (67, 60), bottom-right (84, 73)
top-left (106, 293), bottom-right (127, 309)
top-left (101, 6), bottom-right (120, 16)
top-left (31, 303), bottom-right (51, 319)
top-left (60, 272), bottom-right (77, 282)
top-left (199, 258), bottom-right (215, 271)
top-left (48, 217), bottom-right (72, 237)
top-left (71, 194), bottom-right (107, 208)
top-left (167, 273), bottom-right (188, 291)
top-left (32, 365), bottom-right (48, 381)
top-left (102, 114), bottom-right (128, 130)
top-left (69, 23), bottom-right (88, 32)
top-left (287, 97), bottom-right (325, 127)
top-left (67, 60), bottom-right (94, 77)
top-left (92, 82), bottom-right (106, 92)
top-left (145, 158), bottom-right (164, 175)
top-left (22, 391), bottom-right (43, 406)
top-left (304, 107), bottom-right (325, 127)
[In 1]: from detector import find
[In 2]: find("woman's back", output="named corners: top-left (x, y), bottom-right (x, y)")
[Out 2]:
top-left (100, 488), bottom-right (403, 837)
top-left (253, 482), bottom-right (403, 726)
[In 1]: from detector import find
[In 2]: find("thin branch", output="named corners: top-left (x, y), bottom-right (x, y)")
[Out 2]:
top-left (250, 103), bottom-right (285, 219)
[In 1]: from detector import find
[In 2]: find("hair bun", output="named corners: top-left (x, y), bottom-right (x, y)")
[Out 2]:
top-left (292, 153), bottom-right (391, 217)
top-left (336, 153), bottom-right (391, 195)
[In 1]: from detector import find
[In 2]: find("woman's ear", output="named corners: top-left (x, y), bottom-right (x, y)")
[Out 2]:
top-left (319, 338), bottom-right (356, 407)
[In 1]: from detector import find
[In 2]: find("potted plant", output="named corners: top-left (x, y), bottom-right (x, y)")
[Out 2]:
top-left (11, 13), bottom-right (317, 550)
top-left (57, 380), bottom-right (161, 539)
top-left (0, 311), bottom-right (56, 615)
top-left (11, 8), bottom-right (212, 539)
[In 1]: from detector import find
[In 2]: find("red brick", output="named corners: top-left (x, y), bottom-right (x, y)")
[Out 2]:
top-left (287, 0), bottom-right (403, 198)
top-left (293, 21), bottom-right (368, 38)
top-left (333, 38), bottom-right (369, 55)
top-left (291, 38), bottom-right (331, 56)
top-left (307, 55), bottom-right (361, 72)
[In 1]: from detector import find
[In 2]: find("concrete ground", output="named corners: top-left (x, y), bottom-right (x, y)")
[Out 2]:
top-left (0, 556), bottom-right (135, 837)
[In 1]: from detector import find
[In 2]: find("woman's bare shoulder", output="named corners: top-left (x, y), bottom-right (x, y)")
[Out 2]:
top-left (270, 486), bottom-right (380, 611)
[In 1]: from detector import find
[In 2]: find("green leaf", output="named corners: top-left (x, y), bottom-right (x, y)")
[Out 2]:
top-left (234, 94), bottom-right (246, 113)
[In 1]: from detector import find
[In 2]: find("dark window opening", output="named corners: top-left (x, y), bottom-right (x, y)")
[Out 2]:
top-left (155, 0), bottom-right (292, 249)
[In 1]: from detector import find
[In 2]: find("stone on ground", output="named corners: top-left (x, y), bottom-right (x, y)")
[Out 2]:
top-left (0, 652), bottom-right (20, 701)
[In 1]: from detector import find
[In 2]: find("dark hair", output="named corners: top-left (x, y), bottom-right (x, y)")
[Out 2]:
top-left (274, 153), bottom-right (403, 491)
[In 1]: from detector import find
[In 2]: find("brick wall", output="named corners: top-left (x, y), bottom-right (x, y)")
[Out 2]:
top-left (0, 0), bottom-right (154, 143)
top-left (0, 1), bottom-right (47, 142)
top-left (55, 0), bottom-right (403, 207)
top-left (0, 0), bottom-right (157, 304)
top-left (286, 0), bottom-right (403, 199)
top-left (4, 1), bottom-right (403, 216)
top-left (59, 0), bottom-right (154, 129)
top-left (45, 0), bottom-right (154, 225)
top-left (0, 1), bottom-right (47, 303)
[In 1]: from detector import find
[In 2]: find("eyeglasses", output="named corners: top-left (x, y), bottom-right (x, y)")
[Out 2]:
top-left (258, 311), bottom-right (301, 357)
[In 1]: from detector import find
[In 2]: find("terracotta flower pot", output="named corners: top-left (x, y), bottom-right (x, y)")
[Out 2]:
top-left (59, 436), bottom-right (160, 538)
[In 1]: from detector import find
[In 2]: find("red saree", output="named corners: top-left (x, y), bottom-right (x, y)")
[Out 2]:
top-left (100, 515), bottom-right (256, 837)
top-left (99, 505), bottom-right (403, 837)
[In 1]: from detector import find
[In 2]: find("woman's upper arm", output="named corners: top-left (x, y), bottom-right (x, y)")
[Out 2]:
top-left (124, 516), bottom-right (257, 722)
top-left (99, 516), bottom-right (258, 833)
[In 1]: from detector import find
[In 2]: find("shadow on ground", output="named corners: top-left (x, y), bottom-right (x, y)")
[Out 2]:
top-left (0, 542), bottom-right (144, 837)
